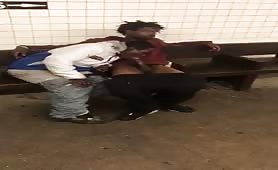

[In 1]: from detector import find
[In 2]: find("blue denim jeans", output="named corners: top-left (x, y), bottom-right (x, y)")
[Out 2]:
top-left (40, 76), bottom-right (108, 119)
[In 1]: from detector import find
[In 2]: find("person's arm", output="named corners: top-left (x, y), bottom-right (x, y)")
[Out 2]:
top-left (43, 45), bottom-right (104, 79)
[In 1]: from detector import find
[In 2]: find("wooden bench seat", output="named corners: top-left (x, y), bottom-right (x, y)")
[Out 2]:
top-left (0, 41), bottom-right (278, 94)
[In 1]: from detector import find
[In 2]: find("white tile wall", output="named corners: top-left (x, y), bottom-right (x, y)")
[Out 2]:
top-left (1, 0), bottom-right (278, 49)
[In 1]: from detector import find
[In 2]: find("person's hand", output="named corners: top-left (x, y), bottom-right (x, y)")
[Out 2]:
top-left (94, 64), bottom-right (111, 72)
top-left (12, 45), bottom-right (30, 59)
top-left (133, 57), bottom-right (152, 73)
top-left (69, 79), bottom-right (92, 88)
top-left (206, 42), bottom-right (221, 52)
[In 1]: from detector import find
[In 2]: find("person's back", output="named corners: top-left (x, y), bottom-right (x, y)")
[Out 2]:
top-left (8, 41), bottom-right (126, 83)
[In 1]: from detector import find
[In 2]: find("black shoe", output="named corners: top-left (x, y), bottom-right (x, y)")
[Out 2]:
top-left (51, 114), bottom-right (105, 124)
top-left (118, 109), bottom-right (159, 121)
top-left (164, 105), bottom-right (195, 113)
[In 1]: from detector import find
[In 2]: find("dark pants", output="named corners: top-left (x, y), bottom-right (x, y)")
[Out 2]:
top-left (104, 73), bottom-right (205, 113)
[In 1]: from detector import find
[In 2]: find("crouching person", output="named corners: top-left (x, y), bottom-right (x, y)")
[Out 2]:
top-left (7, 41), bottom-right (127, 124)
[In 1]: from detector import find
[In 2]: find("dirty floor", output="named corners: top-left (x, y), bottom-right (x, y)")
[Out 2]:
top-left (1, 78), bottom-right (278, 170)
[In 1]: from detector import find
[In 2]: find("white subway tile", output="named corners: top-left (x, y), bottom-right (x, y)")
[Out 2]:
top-left (251, 22), bottom-right (264, 27)
top-left (0, 38), bottom-right (15, 44)
top-left (240, 15), bottom-right (254, 21)
top-left (86, 10), bottom-right (104, 16)
top-left (168, 16), bottom-right (183, 23)
top-left (68, 2), bottom-right (86, 9)
top-left (235, 27), bottom-right (249, 32)
top-left (50, 17), bottom-right (68, 23)
top-left (31, 17), bottom-right (50, 24)
top-left (246, 3), bottom-right (260, 10)
top-left (211, 22), bottom-right (225, 27)
top-left (51, 24), bottom-right (68, 30)
top-left (217, 3), bottom-right (233, 9)
top-left (156, 3), bottom-right (173, 9)
top-left (105, 2), bottom-right (122, 9)
top-left (238, 22), bottom-right (251, 27)
top-left (0, 45), bottom-right (16, 50)
top-left (182, 22), bottom-right (197, 28)
top-left (87, 17), bottom-right (104, 23)
top-left (14, 31), bottom-right (33, 37)
top-left (209, 27), bottom-right (223, 33)
top-left (199, 16), bottom-right (214, 22)
top-left (264, 22), bottom-right (276, 27)
top-left (224, 22), bottom-right (238, 27)
top-left (87, 2), bottom-right (104, 9)
top-left (170, 10), bottom-right (185, 16)
top-left (11, 17), bottom-right (30, 24)
top-left (69, 17), bottom-right (86, 24)
top-left (213, 16), bottom-right (227, 22)
top-left (104, 23), bottom-right (117, 29)
top-left (266, 16), bottom-right (277, 22)
top-left (86, 29), bottom-right (105, 37)
top-left (69, 37), bottom-right (86, 43)
top-left (122, 10), bottom-right (138, 16)
top-left (260, 27), bottom-right (274, 33)
top-left (171, 3), bottom-right (187, 9)
top-left (122, 3), bottom-right (139, 9)
top-left (243, 10), bottom-right (257, 16)
top-left (254, 16), bottom-right (266, 22)
top-left (215, 10), bottom-right (230, 16)
top-left (34, 37), bottom-right (52, 44)
top-left (33, 30), bottom-right (51, 37)
top-left (227, 16), bottom-right (242, 22)
top-left (229, 10), bottom-right (243, 16)
top-left (138, 10), bottom-right (154, 17)
top-left (0, 11), bottom-right (9, 17)
top-left (33, 24), bottom-right (50, 31)
top-left (185, 9), bottom-right (201, 16)
top-left (195, 28), bottom-right (209, 33)
top-left (233, 33), bottom-right (247, 38)
top-left (51, 30), bottom-right (68, 37)
top-left (200, 10), bottom-right (216, 15)
top-left (187, 3), bottom-right (203, 9)
top-left (256, 10), bottom-right (270, 15)
top-left (183, 16), bottom-right (199, 22)
top-left (104, 17), bottom-right (122, 23)
top-left (197, 22), bottom-right (211, 27)
top-left (0, 32), bottom-right (14, 38)
top-left (155, 10), bottom-right (171, 16)
top-left (180, 28), bottom-right (195, 34)
top-left (30, 10), bottom-right (49, 17)
top-left (139, 3), bottom-right (156, 9)
top-left (9, 10), bottom-right (29, 17)
top-left (51, 37), bottom-right (69, 44)
top-left (15, 37), bottom-right (34, 44)
top-left (167, 23), bottom-right (182, 28)
top-left (104, 10), bottom-right (121, 16)
top-left (68, 10), bottom-right (86, 16)
top-left (48, 2), bottom-right (67, 9)
top-left (202, 3), bottom-right (217, 9)
top-left (13, 25), bottom-right (32, 31)
top-left (246, 32), bottom-right (258, 38)
top-left (69, 30), bottom-right (86, 36)
top-left (249, 27), bottom-right (262, 33)
top-left (70, 24), bottom-right (86, 29)
top-left (86, 24), bottom-right (104, 29)
top-left (154, 16), bottom-right (170, 23)
top-left (0, 25), bottom-right (12, 31)
top-left (49, 10), bottom-right (68, 17)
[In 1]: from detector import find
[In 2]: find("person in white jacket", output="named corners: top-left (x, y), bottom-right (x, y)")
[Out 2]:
top-left (8, 40), bottom-right (154, 123)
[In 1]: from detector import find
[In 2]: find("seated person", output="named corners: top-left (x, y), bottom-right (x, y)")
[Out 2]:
top-left (8, 40), bottom-right (152, 124)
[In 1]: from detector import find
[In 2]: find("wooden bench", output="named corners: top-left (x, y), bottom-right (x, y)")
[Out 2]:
top-left (0, 41), bottom-right (278, 95)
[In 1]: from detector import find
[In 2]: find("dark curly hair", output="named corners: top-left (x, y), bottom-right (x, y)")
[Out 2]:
top-left (117, 20), bottom-right (164, 35)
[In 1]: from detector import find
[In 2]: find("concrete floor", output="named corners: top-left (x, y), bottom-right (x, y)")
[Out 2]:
top-left (1, 78), bottom-right (278, 170)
